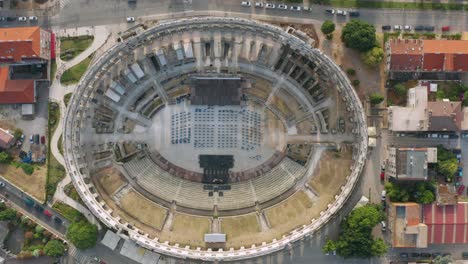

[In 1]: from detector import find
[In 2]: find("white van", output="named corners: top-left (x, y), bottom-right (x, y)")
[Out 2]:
top-left (381, 190), bottom-right (386, 201)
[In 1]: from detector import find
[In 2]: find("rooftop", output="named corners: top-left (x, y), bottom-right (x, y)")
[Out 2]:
top-left (390, 202), bottom-right (427, 248)
top-left (389, 86), bottom-right (428, 132)
top-left (395, 148), bottom-right (437, 180)
top-left (0, 67), bottom-right (35, 104)
top-left (423, 203), bottom-right (468, 244)
top-left (0, 27), bottom-right (41, 62)
top-left (427, 101), bottom-right (463, 132)
top-left (0, 128), bottom-right (14, 149)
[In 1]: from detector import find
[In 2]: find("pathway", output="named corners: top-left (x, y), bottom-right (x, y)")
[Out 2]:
top-left (49, 25), bottom-right (110, 230)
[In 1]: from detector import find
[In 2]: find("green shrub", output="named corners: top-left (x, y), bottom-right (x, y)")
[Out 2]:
top-left (352, 79), bottom-right (360, 86)
top-left (370, 94), bottom-right (384, 105)
top-left (346, 68), bottom-right (356, 76)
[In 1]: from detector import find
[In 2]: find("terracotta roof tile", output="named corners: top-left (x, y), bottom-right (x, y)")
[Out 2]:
top-left (0, 27), bottom-right (41, 62)
top-left (0, 67), bottom-right (35, 104)
top-left (423, 53), bottom-right (445, 71)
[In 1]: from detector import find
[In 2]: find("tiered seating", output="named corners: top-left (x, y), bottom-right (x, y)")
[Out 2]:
top-left (216, 183), bottom-right (256, 210)
top-left (281, 157), bottom-right (307, 180)
top-left (125, 157), bottom-right (181, 203)
top-left (177, 180), bottom-right (215, 211)
top-left (252, 157), bottom-right (303, 203)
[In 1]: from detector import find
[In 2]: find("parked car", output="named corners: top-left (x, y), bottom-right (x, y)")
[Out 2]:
top-left (381, 190), bottom-right (386, 200)
top-left (0, 181), bottom-right (5, 187)
top-left (24, 198), bottom-right (35, 207)
top-left (404, 25), bottom-right (412, 31)
top-left (29, 135), bottom-right (33, 143)
top-left (336, 10), bottom-right (346, 16)
top-left (265, 3), bottom-right (275, 8)
top-left (382, 25), bottom-right (391, 30)
top-left (414, 25), bottom-right (424, 31)
top-left (462, 252), bottom-right (468, 259)
top-left (394, 25), bottom-right (402, 30)
top-left (290, 6), bottom-right (301, 11)
top-left (277, 4), bottom-right (288, 9)
top-left (40, 136), bottom-right (45, 145)
top-left (6, 17), bottom-right (16, 21)
top-left (424, 25), bottom-right (435, 31)
top-left (44, 210), bottom-right (53, 217)
top-left (442, 26), bottom-right (450, 31)
top-left (325, 9), bottom-right (335, 14)
top-left (0, 17), bottom-right (6, 22)
top-left (254, 2), bottom-right (263, 7)
top-left (400, 253), bottom-right (408, 258)
top-left (241, 1), bottom-right (251, 7)
top-left (34, 134), bottom-right (39, 144)
top-left (420, 252), bottom-right (431, 258)
top-left (28, 16), bottom-right (38, 21)
top-left (349, 11), bottom-right (360, 17)
top-left (381, 221), bottom-right (386, 232)
top-left (411, 252), bottom-right (420, 258)
top-left (18, 16), bottom-right (27, 22)
top-left (126, 16), bottom-right (135, 22)
top-left (380, 172), bottom-right (385, 181)
top-left (34, 204), bottom-right (44, 213)
top-left (54, 216), bottom-right (63, 224)
top-left (432, 252), bottom-right (442, 258)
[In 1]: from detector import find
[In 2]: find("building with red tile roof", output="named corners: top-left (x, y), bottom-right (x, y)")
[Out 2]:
top-left (389, 202), bottom-right (427, 248)
top-left (0, 128), bottom-right (15, 149)
top-left (386, 39), bottom-right (468, 81)
top-left (423, 203), bottom-right (468, 244)
top-left (0, 67), bottom-right (36, 104)
top-left (0, 27), bottom-right (50, 63)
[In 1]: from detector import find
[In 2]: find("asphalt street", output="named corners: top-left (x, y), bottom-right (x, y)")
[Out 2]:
top-left (0, 0), bottom-right (467, 32)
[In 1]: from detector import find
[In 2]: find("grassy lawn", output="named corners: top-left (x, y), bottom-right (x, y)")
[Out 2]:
top-left (220, 214), bottom-right (261, 249)
top-left (0, 164), bottom-right (46, 202)
top-left (120, 191), bottom-right (168, 230)
top-left (58, 134), bottom-right (63, 156)
top-left (63, 93), bottom-right (73, 107)
top-left (64, 182), bottom-right (84, 205)
top-left (327, 0), bottom-right (466, 10)
top-left (52, 201), bottom-right (85, 222)
top-left (60, 36), bottom-right (94, 61)
top-left (46, 103), bottom-right (66, 201)
top-left (159, 213), bottom-right (210, 248)
top-left (96, 168), bottom-right (127, 196)
top-left (60, 54), bottom-right (93, 85)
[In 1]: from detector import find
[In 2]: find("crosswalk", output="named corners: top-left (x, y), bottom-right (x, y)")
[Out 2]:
top-left (59, 0), bottom-right (71, 9)
top-left (68, 245), bottom-right (93, 264)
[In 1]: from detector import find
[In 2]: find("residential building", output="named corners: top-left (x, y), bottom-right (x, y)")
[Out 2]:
top-left (388, 202), bottom-right (427, 248)
top-left (386, 39), bottom-right (468, 81)
top-left (0, 27), bottom-right (51, 114)
top-left (387, 147), bottom-right (437, 181)
top-left (0, 128), bottom-right (15, 149)
top-left (388, 85), bottom-right (464, 133)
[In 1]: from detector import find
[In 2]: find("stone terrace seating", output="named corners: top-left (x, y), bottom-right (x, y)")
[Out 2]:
top-left (216, 182), bottom-right (256, 211)
top-left (252, 157), bottom-right (305, 203)
top-left (177, 180), bottom-right (215, 210)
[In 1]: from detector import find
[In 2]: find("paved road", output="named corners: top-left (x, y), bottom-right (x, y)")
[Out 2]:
top-left (0, 0), bottom-right (467, 32)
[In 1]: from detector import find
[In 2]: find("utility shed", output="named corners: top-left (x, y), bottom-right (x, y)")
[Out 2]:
top-left (204, 233), bottom-right (226, 243)
top-left (124, 68), bottom-right (138, 83)
top-left (111, 81), bottom-right (126, 95)
top-left (183, 42), bottom-right (194, 59)
top-left (155, 49), bottom-right (167, 66)
top-left (105, 89), bottom-right (121, 103)
top-left (173, 43), bottom-right (184, 60)
top-left (131, 63), bottom-right (145, 80)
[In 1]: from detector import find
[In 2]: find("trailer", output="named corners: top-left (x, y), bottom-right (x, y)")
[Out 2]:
top-left (155, 49), bottom-right (167, 66)
top-left (174, 43), bottom-right (184, 60)
top-left (183, 42), bottom-right (194, 59)
top-left (130, 63), bottom-right (145, 80)
top-left (111, 81), bottom-right (126, 95)
top-left (105, 89), bottom-right (121, 103)
top-left (124, 68), bottom-right (138, 83)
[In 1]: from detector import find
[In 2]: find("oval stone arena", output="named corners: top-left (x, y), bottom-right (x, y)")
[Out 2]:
top-left (63, 17), bottom-right (368, 261)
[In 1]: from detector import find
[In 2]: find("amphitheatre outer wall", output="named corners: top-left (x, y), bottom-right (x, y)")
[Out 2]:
top-left (63, 17), bottom-right (368, 261)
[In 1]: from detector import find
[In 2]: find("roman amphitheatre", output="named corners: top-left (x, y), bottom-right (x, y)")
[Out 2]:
top-left (63, 17), bottom-right (368, 261)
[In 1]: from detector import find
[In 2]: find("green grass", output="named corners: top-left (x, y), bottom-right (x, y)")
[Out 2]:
top-left (58, 134), bottom-right (63, 156)
top-left (327, 0), bottom-right (466, 10)
top-left (60, 54), bottom-right (93, 85)
top-left (63, 93), bottom-right (73, 107)
top-left (52, 202), bottom-right (85, 222)
top-left (60, 36), bottom-right (94, 61)
top-left (46, 103), bottom-right (66, 202)
top-left (64, 183), bottom-right (84, 205)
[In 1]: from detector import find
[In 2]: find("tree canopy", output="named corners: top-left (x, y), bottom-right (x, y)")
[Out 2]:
top-left (369, 94), bottom-right (384, 105)
top-left (394, 83), bottom-right (407, 97)
top-left (385, 181), bottom-right (435, 204)
top-left (44, 240), bottom-right (66, 257)
top-left (321, 20), bottom-right (335, 35)
top-left (0, 151), bottom-right (12, 164)
top-left (436, 145), bottom-right (459, 181)
top-left (323, 205), bottom-right (388, 258)
top-left (341, 19), bottom-right (377, 52)
top-left (0, 208), bottom-right (17, 221)
top-left (66, 220), bottom-right (98, 249)
top-left (361, 47), bottom-right (384, 66)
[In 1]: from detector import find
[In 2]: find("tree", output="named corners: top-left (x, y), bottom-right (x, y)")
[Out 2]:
top-left (394, 83), bottom-right (407, 97)
top-left (13, 129), bottom-right (23, 140)
top-left (321, 20), bottom-right (335, 35)
top-left (370, 94), bottom-right (384, 105)
top-left (21, 163), bottom-right (34, 175)
top-left (66, 221), bottom-right (98, 249)
top-left (463, 91), bottom-right (468, 106)
top-left (0, 151), bottom-right (12, 164)
top-left (0, 208), bottom-right (17, 221)
top-left (361, 47), bottom-right (384, 66)
top-left (44, 240), bottom-right (66, 257)
top-left (346, 68), bottom-right (356, 76)
top-left (352, 79), bottom-right (360, 86)
top-left (330, 205), bottom-right (387, 258)
top-left (25, 231), bottom-right (34, 240)
top-left (31, 249), bottom-right (41, 257)
top-left (433, 255), bottom-right (453, 264)
top-left (416, 190), bottom-right (435, 204)
top-left (322, 239), bottom-right (337, 254)
top-left (341, 19), bottom-right (377, 52)
top-left (438, 158), bottom-right (458, 180)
